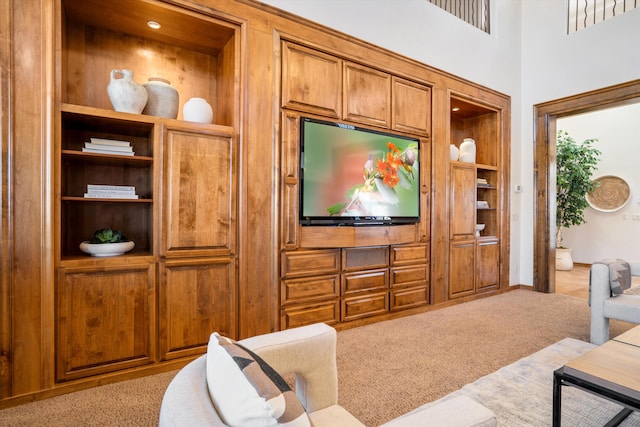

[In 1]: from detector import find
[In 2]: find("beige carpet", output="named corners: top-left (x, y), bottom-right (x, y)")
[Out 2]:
top-left (0, 289), bottom-right (634, 426)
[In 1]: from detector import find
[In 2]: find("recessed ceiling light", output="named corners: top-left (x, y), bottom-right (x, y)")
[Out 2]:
top-left (147, 21), bottom-right (161, 30)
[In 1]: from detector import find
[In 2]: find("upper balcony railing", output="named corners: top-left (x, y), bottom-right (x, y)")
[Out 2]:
top-left (568, 0), bottom-right (638, 33)
top-left (428, 0), bottom-right (491, 33)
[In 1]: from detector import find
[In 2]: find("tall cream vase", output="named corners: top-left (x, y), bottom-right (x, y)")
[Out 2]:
top-left (107, 69), bottom-right (148, 114)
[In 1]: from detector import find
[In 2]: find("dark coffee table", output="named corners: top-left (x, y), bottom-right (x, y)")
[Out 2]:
top-left (553, 329), bottom-right (640, 426)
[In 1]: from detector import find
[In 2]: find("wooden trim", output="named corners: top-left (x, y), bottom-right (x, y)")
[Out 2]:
top-left (0, 0), bottom-right (12, 400)
top-left (533, 79), bottom-right (640, 293)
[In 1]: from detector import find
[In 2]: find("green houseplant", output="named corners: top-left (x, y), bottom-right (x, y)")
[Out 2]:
top-left (555, 130), bottom-right (600, 269)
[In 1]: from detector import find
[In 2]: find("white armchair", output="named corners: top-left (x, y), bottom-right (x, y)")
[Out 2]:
top-left (159, 323), bottom-right (364, 427)
top-left (590, 262), bottom-right (640, 345)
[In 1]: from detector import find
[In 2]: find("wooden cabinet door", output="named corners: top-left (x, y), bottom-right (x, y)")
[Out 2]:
top-left (449, 240), bottom-right (475, 298)
top-left (56, 263), bottom-right (156, 381)
top-left (159, 258), bottom-right (236, 359)
top-left (281, 42), bottom-right (342, 117)
top-left (344, 62), bottom-right (391, 127)
top-left (392, 77), bottom-right (431, 135)
top-left (477, 239), bottom-right (499, 291)
top-left (162, 128), bottom-right (236, 257)
top-left (450, 163), bottom-right (476, 239)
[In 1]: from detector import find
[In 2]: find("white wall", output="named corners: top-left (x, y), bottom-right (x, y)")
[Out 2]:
top-left (557, 104), bottom-right (640, 263)
top-left (520, 2), bottom-right (640, 284)
top-left (261, 0), bottom-right (640, 285)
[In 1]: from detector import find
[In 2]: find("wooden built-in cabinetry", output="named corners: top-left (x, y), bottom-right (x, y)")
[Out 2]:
top-left (1, 0), bottom-right (509, 405)
top-left (55, 0), bottom-right (239, 382)
top-left (281, 245), bottom-right (429, 328)
top-left (279, 39), bottom-right (433, 328)
top-left (447, 96), bottom-right (505, 298)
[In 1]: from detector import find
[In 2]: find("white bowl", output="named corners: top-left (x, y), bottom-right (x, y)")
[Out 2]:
top-left (79, 241), bottom-right (135, 257)
top-left (475, 224), bottom-right (485, 236)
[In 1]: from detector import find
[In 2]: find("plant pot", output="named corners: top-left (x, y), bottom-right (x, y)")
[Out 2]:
top-left (79, 241), bottom-right (135, 257)
top-left (556, 247), bottom-right (573, 271)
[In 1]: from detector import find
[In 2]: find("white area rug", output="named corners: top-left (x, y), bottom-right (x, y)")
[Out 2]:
top-left (431, 338), bottom-right (640, 426)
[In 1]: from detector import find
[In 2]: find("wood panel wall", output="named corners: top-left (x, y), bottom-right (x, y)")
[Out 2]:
top-left (0, 0), bottom-right (510, 405)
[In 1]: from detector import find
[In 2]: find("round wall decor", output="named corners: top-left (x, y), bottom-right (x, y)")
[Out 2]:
top-left (586, 175), bottom-right (631, 212)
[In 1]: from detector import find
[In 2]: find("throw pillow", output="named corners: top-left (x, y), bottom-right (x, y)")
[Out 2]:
top-left (206, 332), bottom-right (313, 427)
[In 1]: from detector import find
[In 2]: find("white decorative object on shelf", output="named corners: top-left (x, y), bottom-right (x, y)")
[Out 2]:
top-left (450, 144), bottom-right (459, 161)
top-left (459, 138), bottom-right (476, 163)
top-left (183, 97), bottom-right (213, 123)
top-left (475, 223), bottom-right (485, 237)
top-left (79, 241), bottom-right (135, 257)
top-left (143, 77), bottom-right (179, 119)
top-left (107, 69), bottom-right (148, 114)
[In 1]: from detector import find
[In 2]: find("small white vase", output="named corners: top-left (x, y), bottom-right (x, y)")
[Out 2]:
top-left (183, 97), bottom-right (213, 124)
top-left (450, 144), bottom-right (459, 161)
top-left (107, 70), bottom-right (148, 114)
top-left (459, 138), bottom-right (476, 163)
top-left (142, 77), bottom-right (179, 119)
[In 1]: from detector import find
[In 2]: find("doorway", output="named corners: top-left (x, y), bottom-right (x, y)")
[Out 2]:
top-left (532, 79), bottom-right (640, 293)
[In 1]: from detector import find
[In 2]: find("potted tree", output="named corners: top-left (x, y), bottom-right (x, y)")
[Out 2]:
top-left (555, 130), bottom-right (600, 270)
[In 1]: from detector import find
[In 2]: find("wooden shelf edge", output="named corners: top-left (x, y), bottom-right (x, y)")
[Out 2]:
top-left (61, 103), bottom-right (235, 134)
top-left (59, 253), bottom-right (157, 266)
top-left (61, 196), bottom-right (152, 203)
top-left (61, 150), bottom-right (153, 162)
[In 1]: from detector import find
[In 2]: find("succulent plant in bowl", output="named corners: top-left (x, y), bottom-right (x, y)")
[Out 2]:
top-left (89, 228), bottom-right (129, 244)
top-left (80, 228), bottom-right (134, 256)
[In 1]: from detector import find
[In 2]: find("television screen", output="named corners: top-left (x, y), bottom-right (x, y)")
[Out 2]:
top-left (300, 117), bottom-right (420, 226)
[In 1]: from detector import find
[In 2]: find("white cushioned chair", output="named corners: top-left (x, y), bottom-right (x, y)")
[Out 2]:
top-left (590, 261), bottom-right (640, 345)
top-left (159, 323), bottom-right (496, 427)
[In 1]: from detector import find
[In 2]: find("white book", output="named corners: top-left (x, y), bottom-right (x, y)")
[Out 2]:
top-left (87, 184), bottom-right (136, 192)
top-left (82, 148), bottom-right (135, 156)
top-left (89, 137), bottom-right (131, 147)
top-left (87, 189), bottom-right (137, 196)
top-left (85, 142), bottom-right (133, 152)
top-left (84, 193), bottom-right (139, 199)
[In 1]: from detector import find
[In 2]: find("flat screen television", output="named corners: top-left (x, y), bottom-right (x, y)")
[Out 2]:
top-left (299, 116), bottom-right (420, 226)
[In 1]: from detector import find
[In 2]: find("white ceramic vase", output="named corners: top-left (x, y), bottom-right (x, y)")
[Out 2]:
top-left (450, 144), bottom-right (459, 161)
top-left (107, 69), bottom-right (148, 114)
top-left (142, 77), bottom-right (179, 118)
top-left (183, 97), bottom-right (213, 124)
top-left (459, 138), bottom-right (476, 163)
top-left (556, 247), bottom-right (574, 271)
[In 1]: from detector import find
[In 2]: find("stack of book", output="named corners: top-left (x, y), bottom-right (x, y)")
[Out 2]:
top-left (477, 200), bottom-right (490, 209)
top-left (84, 184), bottom-right (138, 199)
top-left (477, 178), bottom-right (491, 187)
top-left (82, 138), bottom-right (134, 156)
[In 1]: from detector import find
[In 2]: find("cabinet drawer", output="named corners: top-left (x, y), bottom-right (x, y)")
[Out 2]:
top-left (343, 269), bottom-right (388, 294)
top-left (391, 287), bottom-right (428, 311)
top-left (391, 244), bottom-right (428, 266)
top-left (342, 246), bottom-right (388, 271)
top-left (281, 301), bottom-right (340, 329)
top-left (282, 249), bottom-right (340, 277)
top-left (391, 265), bottom-right (428, 289)
top-left (342, 292), bottom-right (388, 322)
top-left (281, 275), bottom-right (340, 305)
